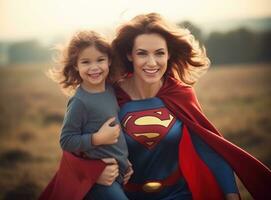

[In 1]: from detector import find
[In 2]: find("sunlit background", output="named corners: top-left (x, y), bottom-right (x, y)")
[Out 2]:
top-left (0, 0), bottom-right (270, 200)
top-left (1, 0), bottom-right (271, 40)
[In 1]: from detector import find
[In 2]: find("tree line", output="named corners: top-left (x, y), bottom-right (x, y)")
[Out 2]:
top-left (1, 22), bottom-right (270, 66)
top-left (179, 21), bottom-right (271, 65)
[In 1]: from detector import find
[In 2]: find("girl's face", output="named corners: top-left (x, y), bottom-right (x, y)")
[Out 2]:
top-left (76, 45), bottom-right (110, 92)
top-left (127, 33), bottom-right (170, 85)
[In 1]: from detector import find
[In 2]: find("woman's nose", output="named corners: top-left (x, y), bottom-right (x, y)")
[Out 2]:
top-left (147, 55), bottom-right (156, 66)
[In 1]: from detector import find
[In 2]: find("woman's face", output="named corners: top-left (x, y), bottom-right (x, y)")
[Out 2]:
top-left (127, 33), bottom-right (170, 85)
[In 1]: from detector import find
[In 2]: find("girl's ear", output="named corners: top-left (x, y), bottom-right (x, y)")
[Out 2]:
top-left (108, 59), bottom-right (112, 66)
top-left (74, 65), bottom-right (78, 71)
top-left (127, 53), bottom-right (133, 62)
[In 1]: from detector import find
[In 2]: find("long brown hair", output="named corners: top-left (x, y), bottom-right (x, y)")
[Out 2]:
top-left (111, 13), bottom-right (210, 85)
top-left (49, 30), bottom-right (111, 95)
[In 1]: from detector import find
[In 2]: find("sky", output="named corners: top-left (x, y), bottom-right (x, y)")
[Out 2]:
top-left (1, 0), bottom-right (271, 41)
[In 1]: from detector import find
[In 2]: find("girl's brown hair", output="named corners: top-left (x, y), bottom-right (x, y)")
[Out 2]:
top-left (49, 30), bottom-right (111, 94)
top-left (111, 13), bottom-right (210, 85)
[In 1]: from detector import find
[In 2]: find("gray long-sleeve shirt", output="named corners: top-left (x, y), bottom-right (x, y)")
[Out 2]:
top-left (60, 84), bottom-right (128, 181)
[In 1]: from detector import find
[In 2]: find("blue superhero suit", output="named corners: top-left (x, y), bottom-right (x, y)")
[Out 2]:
top-left (119, 97), bottom-right (238, 200)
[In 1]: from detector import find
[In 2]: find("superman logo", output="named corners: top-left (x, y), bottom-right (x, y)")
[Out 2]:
top-left (121, 108), bottom-right (176, 149)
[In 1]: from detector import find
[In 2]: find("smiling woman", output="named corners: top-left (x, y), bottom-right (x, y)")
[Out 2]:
top-left (109, 12), bottom-right (271, 200)
top-left (126, 33), bottom-right (169, 97)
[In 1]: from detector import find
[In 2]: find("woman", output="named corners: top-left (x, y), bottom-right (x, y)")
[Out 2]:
top-left (40, 13), bottom-right (271, 200)
top-left (111, 13), bottom-right (238, 200)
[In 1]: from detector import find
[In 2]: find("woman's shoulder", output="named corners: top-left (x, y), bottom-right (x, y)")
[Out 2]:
top-left (112, 78), bottom-right (132, 106)
top-left (113, 77), bottom-right (131, 94)
top-left (167, 75), bottom-right (192, 89)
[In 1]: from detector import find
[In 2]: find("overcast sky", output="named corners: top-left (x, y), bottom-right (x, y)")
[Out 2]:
top-left (1, 0), bottom-right (270, 41)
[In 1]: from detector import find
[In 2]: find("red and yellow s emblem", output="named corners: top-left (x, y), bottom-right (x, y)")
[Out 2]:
top-left (121, 108), bottom-right (176, 149)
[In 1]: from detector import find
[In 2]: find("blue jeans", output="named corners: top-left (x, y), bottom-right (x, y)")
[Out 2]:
top-left (85, 181), bottom-right (129, 200)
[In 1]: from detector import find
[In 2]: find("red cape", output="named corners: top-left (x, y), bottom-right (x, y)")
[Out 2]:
top-left (38, 151), bottom-right (106, 200)
top-left (39, 76), bottom-right (271, 200)
top-left (159, 77), bottom-right (271, 199)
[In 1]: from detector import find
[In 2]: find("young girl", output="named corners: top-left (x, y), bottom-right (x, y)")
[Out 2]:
top-left (42, 31), bottom-right (130, 200)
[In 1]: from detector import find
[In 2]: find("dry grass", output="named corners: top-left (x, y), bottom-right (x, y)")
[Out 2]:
top-left (195, 64), bottom-right (271, 165)
top-left (0, 63), bottom-right (270, 200)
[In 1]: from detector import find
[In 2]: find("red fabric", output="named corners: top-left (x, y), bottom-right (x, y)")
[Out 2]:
top-left (179, 125), bottom-right (223, 199)
top-left (116, 76), bottom-right (271, 200)
top-left (38, 151), bottom-right (105, 200)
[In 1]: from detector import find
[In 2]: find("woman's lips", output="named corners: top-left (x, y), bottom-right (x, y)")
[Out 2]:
top-left (143, 69), bottom-right (159, 74)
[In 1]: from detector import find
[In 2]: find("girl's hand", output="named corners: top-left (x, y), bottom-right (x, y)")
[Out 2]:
top-left (123, 160), bottom-right (134, 185)
top-left (96, 158), bottom-right (119, 186)
top-left (92, 117), bottom-right (120, 145)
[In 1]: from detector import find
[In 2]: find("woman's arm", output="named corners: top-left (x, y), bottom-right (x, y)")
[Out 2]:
top-left (190, 131), bottom-right (240, 196)
top-left (123, 160), bottom-right (134, 185)
top-left (226, 193), bottom-right (240, 200)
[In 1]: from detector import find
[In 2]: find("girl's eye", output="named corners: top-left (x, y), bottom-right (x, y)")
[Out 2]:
top-left (81, 61), bottom-right (89, 64)
top-left (98, 58), bottom-right (105, 62)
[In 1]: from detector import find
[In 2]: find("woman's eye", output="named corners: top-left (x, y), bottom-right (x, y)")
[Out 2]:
top-left (156, 51), bottom-right (165, 56)
top-left (136, 52), bottom-right (147, 56)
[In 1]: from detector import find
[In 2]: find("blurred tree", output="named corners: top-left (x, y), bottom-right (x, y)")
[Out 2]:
top-left (205, 28), bottom-right (271, 65)
top-left (260, 31), bottom-right (271, 62)
top-left (2, 23), bottom-right (271, 66)
top-left (0, 43), bottom-right (9, 66)
top-left (9, 40), bottom-right (51, 64)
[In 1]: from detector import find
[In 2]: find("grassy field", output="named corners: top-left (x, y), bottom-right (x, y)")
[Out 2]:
top-left (0, 63), bottom-right (270, 200)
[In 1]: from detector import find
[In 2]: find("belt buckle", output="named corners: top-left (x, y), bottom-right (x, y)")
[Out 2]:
top-left (142, 181), bottom-right (162, 193)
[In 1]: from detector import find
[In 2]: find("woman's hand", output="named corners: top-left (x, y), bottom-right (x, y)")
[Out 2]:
top-left (123, 160), bottom-right (134, 185)
top-left (225, 193), bottom-right (240, 200)
top-left (96, 158), bottom-right (119, 186)
top-left (92, 117), bottom-right (120, 145)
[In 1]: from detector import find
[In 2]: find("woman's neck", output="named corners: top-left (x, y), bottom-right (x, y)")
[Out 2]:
top-left (128, 76), bottom-right (163, 100)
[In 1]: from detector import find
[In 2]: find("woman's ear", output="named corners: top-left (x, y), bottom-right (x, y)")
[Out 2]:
top-left (127, 53), bottom-right (133, 62)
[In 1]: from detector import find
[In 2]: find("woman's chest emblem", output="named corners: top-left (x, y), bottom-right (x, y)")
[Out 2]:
top-left (121, 108), bottom-right (176, 149)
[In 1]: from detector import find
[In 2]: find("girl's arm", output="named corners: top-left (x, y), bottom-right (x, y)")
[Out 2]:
top-left (60, 97), bottom-right (122, 178)
top-left (60, 97), bottom-right (121, 152)
top-left (60, 97), bottom-right (93, 152)
top-left (59, 98), bottom-right (121, 190)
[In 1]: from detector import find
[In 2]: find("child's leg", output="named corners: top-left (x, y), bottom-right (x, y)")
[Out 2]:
top-left (84, 181), bottom-right (129, 200)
